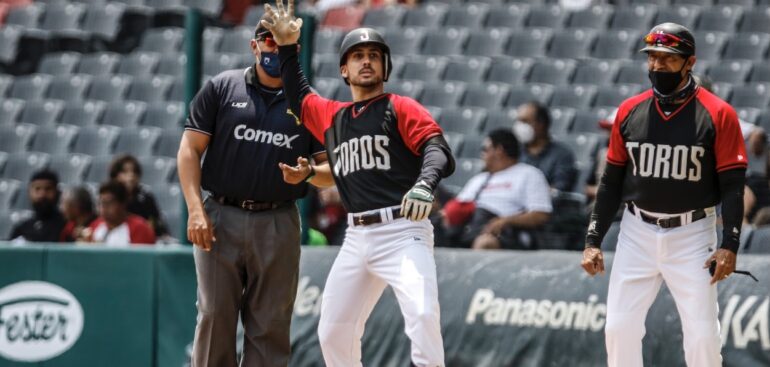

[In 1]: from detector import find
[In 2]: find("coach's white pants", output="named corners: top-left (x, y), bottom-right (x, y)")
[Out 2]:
top-left (606, 207), bottom-right (721, 367)
top-left (318, 210), bottom-right (444, 367)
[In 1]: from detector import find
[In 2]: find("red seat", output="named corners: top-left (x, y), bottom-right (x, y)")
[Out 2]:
top-left (321, 6), bottom-right (365, 31)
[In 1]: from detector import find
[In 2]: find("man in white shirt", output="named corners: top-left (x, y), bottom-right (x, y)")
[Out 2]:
top-left (446, 129), bottom-right (552, 249)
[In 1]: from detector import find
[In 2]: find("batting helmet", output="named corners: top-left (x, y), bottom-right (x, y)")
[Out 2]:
top-left (639, 22), bottom-right (695, 56)
top-left (338, 28), bottom-right (392, 84)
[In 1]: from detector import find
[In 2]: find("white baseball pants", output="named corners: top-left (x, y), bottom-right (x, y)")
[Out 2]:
top-left (317, 206), bottom-right (444, 367)
top-left (605, 206), bottom-right (722, 367)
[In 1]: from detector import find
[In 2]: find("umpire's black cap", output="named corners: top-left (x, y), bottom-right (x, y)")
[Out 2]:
top-left (338, 28), bottom-right (393, 84)
top-left (639, 22), bottom-right (696, 56)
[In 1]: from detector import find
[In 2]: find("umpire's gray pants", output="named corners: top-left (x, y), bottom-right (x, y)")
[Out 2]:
top-left (191, 197), bottom-right (301, 367)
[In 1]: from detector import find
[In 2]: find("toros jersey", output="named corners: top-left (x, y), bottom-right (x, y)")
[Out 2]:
top-left (607, 87), bottom-right (748, 213)
top-left (300, 93), bottom-right (442, 213)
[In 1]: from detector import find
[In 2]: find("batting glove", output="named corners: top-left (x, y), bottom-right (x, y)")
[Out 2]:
top-left (401, 181), bottom-right (434, 221)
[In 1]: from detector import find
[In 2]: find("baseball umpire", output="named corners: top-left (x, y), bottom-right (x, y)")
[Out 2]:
top-left (177, 15), bottom-right (327, 367)
top-left (581, 23), bottom-right (748, 367)
top-left (262, 1), bottom-right (455, 365)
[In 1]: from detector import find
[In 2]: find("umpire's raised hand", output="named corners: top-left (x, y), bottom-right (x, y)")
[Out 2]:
top-left (261, 0), bottom-right (302, 46)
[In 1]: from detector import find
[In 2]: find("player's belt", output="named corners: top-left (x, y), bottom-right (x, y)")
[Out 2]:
top-left (349, 207), bottom-right (403, 227)
top-left (212, 195), bottom-right (291, 212)
top-left (627, 202), bottom-right (708, 229)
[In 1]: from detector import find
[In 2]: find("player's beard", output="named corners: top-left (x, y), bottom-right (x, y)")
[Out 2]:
top-left (349, 69), bottom-right (382, 89)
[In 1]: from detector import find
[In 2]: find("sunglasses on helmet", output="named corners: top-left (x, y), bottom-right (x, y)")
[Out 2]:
top-left (643, 32), bottom-right (693, 48)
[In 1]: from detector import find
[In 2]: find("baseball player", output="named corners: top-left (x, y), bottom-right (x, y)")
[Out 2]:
top-left (262, 1), bottom-right (455, 366)
top-left (178, 15), bottom-right (327, 366)
top-left (581, 23), bottom-right (747, 367)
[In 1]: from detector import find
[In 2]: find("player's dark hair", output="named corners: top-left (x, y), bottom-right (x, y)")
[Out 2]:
top-left (109, 154), bottom-right (142, 180)
top-left (67, 186), bottom-right (95, 215)
top-left (99, 180), bottom-right (129, 204)
top-left (30, 169), bottom-right (59, 186)
top-left (527, 101), bottom-right (551, 129)
top-left (487, 129), bottom-right (520, 160)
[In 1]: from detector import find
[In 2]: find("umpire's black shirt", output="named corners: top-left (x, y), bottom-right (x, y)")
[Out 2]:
top-left (185, 65), bottom-right (324, 201)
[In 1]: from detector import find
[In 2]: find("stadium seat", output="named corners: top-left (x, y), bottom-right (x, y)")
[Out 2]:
top-left (154, 128), bottom-right (182, 158)
top-left (0, 123), bottom-right (35, 153)
top-left (527, 59), bottom-right (576, 85)
top-left (137, 155), bottom-right (174, 185)
top-left (137, 27), bottom-right (184, 53)
top-left (113, 126), bottom-right (160, 156)
top-left (242, 5), bottom-right (263, 27)
top-left (86, 75), bottom-right (133, 102)
top-left (710, 82), bottom-right (733, 100)
top-left (505, 84), bottom-right (554, 108)
top-left (567, 4), bottom-right (614, 29)
top-left (127, 75), bottom-right (172, 102)
top-left (572, 107), bottom-right (615, 133)
top-left (9, 74), bottom-right (52, 101)
top-left (142, 101), bottom-right (184, 129)
top-left (217, 26), bottom-right (253, 55)
top-left (757, 110), bottom-right (770, 131)
top-left (5, 3), bottom-right (44, 28)
top-left (71, 125), bottom-right (120, 155)
top-left (462, 83), bottom-right (509, 108)
top-left (723, 33), bottom-right (770, 61)
top-left (156, 52), bottom-right (186, 77)
top-left (438, 107), bottom-right (487, 134)
top-left (739, 6), bottom-right (770, 33)
top-left (60, 100), bottom-right (105, 127)
top-left (601, 221), bottom-right (621, 252)
top-left (547, 29), bottom-right (597, 59)
top-left (716, 0), bottom-right (755, 6)
top-left (384, 80), bottom-right (424, 100)
top-left (46, 74), bottom-right (91, 102)
top-left (442, 131), bottom-right (464, 156)
top-left (0, 99), bottom-right (25, 125)
top-left (464, 28), bottom-right (510, 56)
top-left (616, 61), bottom-right (649, 85)
top-left (729, 84), bottom-right (770, 109)
top-left (444, 3), bottom-right (489, 28)
top-left (550, 85), bottom-right (598, 109)
top-left (39, 2), bottom-right (85, 31)
top-left (30, 124), bottom-right (79, 154)
top-left (80, 3), bottom-right (125, 43)
top-left (321, 6), bottom-right (365, 31)
top-left (654, 5), bottom-right (701, 30)
top-left (117, 51), bottom-right (160, 77)
top-left (745, 227), bottom-right (770, 254)
top-left (485, 3), bottom-right (529, 28)
top-left (441, 158), bottom-right (483, 195)
top-left (609, 5), bottom-right (658, 30)
top-left (696, 5), bottom-right (743, 33)
top-left (594, 84), bottom-right (644, 108)
top-left (442, 57), bottom-right (490, 83)
top-left (694, 31), bottom-right (729, 61)
top-left (0, 26), bottom-right (23, 65)
top-left (458, 135), bottom-right (483, 158)
top-left (312, 77), bottom-right (340, 99)
top-left (38, 52), bottom-right (81, 75)
top-left (526, 4), bottom-right (568, 29)
top-left (736, 107), bottom-right (762, 124)
top-left (18, 99), bottom-right (65, 126)
top-left (400, 56), bottom-right (447, 82)
top-left (486, 57), bottom-right (533, 85)
top-left (483, 108), bottom-right (516, 133)
top-left (0, 75), bottom-right (12, 97)
top-left (505, 28), bottom-right (552, 58)
top-left (315, 58), bottom-right (341, 79)
top-left (203, 53), bottom-right (244, 77)
top-left (314, 28), bottom-right (343, 55)
top-left (750, 62), bottom-right (770, 83)
top-left (76, 52), bottom-right (120, 76)
top-left (421, 28), bottom-right (468, 56)
top-left (1, 152), bottom-right (50, 182)
top-left (201, 27), bottom-right (223, 56)
top-left (362, 6), bottom-right (406, 28)
top-left (555, 132), bottom-right (601, 165)
top-left (101, 101), bottom-right (146, 127)
top-left (707, 60), bottom-right (753, 84)
top-left (49, 153), bottom-right (91, 185)
top-left (382, 27), bottom-right (425, 56)
top-left (0, 178), bottom-right (20, 212)
top-left (572, 60), bottom-right (620, 86)
top-left (403, 3), bottom-right (447, 28)
top-left (672, 0), bottom-right (712, 4)
top-left (426, 106), bottom-right (442, 122)
top-left (419, 81), bottom-right (466, 108)
top-left (153, 183), bottom-right (182, 215)
top-left (591, 29), bottom-right (642, 60)
top-left (83, 154), bottom-right (114, 184)
top-left (549, 107), bottom-right (576, 135)
top-left (167, 77), bottom-right (185, 102)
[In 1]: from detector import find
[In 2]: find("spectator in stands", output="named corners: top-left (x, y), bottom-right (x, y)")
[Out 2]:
top-left (516, 101), bottom-right (578, 193)
top-left (87, 181), bottom-right (156, 246)
top-left (313, 187), bottom-right (347, 246)
top-left (9, 169), bottom-right (66, 243)
top-left (59, 186), bottom-right (97, 242)
top-left (109, 155), bottom-right (168, 237)
top-left (443, 129), bottom-right (552, 250)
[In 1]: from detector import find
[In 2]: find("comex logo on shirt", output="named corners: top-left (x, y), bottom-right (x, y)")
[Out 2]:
top-left (234, 124), bottom-right (299, 149)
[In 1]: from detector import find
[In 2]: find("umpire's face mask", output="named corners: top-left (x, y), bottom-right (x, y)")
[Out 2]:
top-left (259, 50), bottom-right (281, 78)
top-left (648, 56), bottom-right (689, 95)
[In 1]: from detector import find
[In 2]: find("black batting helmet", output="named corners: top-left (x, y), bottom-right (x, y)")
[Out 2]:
top-left (338, 28), bottom-right (392, 84)
top-left (639, 22), bottom-right (696, 56)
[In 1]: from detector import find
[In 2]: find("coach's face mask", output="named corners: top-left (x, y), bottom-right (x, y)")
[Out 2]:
top-left (513, 121), bottom-right (534, 144)
top-left (648, 57), bottom-right (688, 95)
top-left (259, 51), bottom-right (281, 78)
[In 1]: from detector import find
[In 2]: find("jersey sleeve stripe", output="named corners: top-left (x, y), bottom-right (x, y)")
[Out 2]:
top-left (717, 162), bottom-right (748, 172)
top-left (184, 127), bottom-right (212, 136)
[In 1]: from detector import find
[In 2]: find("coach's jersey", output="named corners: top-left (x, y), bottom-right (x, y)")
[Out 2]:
top-left (607, 87), bottom-right (747, 213)
top-left (300, 93), bottom-right (442, 213)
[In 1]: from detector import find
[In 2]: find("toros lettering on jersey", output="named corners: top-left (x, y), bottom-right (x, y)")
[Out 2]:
top-left (625, 142), bottom-right (704, 181)
top-left (333, 135), bottom-right (391, 176)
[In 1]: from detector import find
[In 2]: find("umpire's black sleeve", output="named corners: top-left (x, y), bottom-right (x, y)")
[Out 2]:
top-left (416, 135), bottom-right (455, 191)
top-left (278, 44), bottom-right (313, 120)
top-left (719, 168), bottom-right (746, 253)
top-left (585, 163), bottom-right (626, 249)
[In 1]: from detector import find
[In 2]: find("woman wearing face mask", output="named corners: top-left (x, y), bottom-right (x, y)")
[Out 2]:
top-left (109, 154), bottom-right (169, 238)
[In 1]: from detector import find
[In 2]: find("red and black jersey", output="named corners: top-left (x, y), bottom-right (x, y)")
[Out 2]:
top-left (300, 93), bottom-right (442, 213)
top-left (606, 87), bottom-right (748, 213)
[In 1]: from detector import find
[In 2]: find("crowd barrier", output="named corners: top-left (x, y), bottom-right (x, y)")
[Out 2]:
top-left (0, 244), bottom-right (767, 367)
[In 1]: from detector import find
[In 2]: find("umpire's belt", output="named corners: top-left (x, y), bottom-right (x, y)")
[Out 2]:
top-left (213, 195), bottom-right (292, 212)
top-left (627, 202), bottom-right (711, 229)
top-left (348, 206), bottom-right (403, 227)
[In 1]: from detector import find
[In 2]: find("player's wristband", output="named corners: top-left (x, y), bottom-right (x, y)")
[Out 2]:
top-left (305, 165), bottom-right (316, 183)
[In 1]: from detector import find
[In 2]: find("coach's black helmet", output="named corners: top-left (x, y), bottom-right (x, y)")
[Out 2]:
top-left (338, 28), bottom-right (393, 84)
top-left (639, 22), bottom-right (696, 56)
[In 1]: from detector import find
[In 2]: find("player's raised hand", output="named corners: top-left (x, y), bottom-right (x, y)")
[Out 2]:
top-left (705, 248), bottom-right (736, 284)
top-left (279, 156), bottom-right (312, 184)
top-left (187, 208), bottom-right (216, 251)
top-left (401, 181), bottom-right (434, 221)
top-left (581, 247), bottom-right (605, 276)
top-left (261, 0), bottom-right (302, 46)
